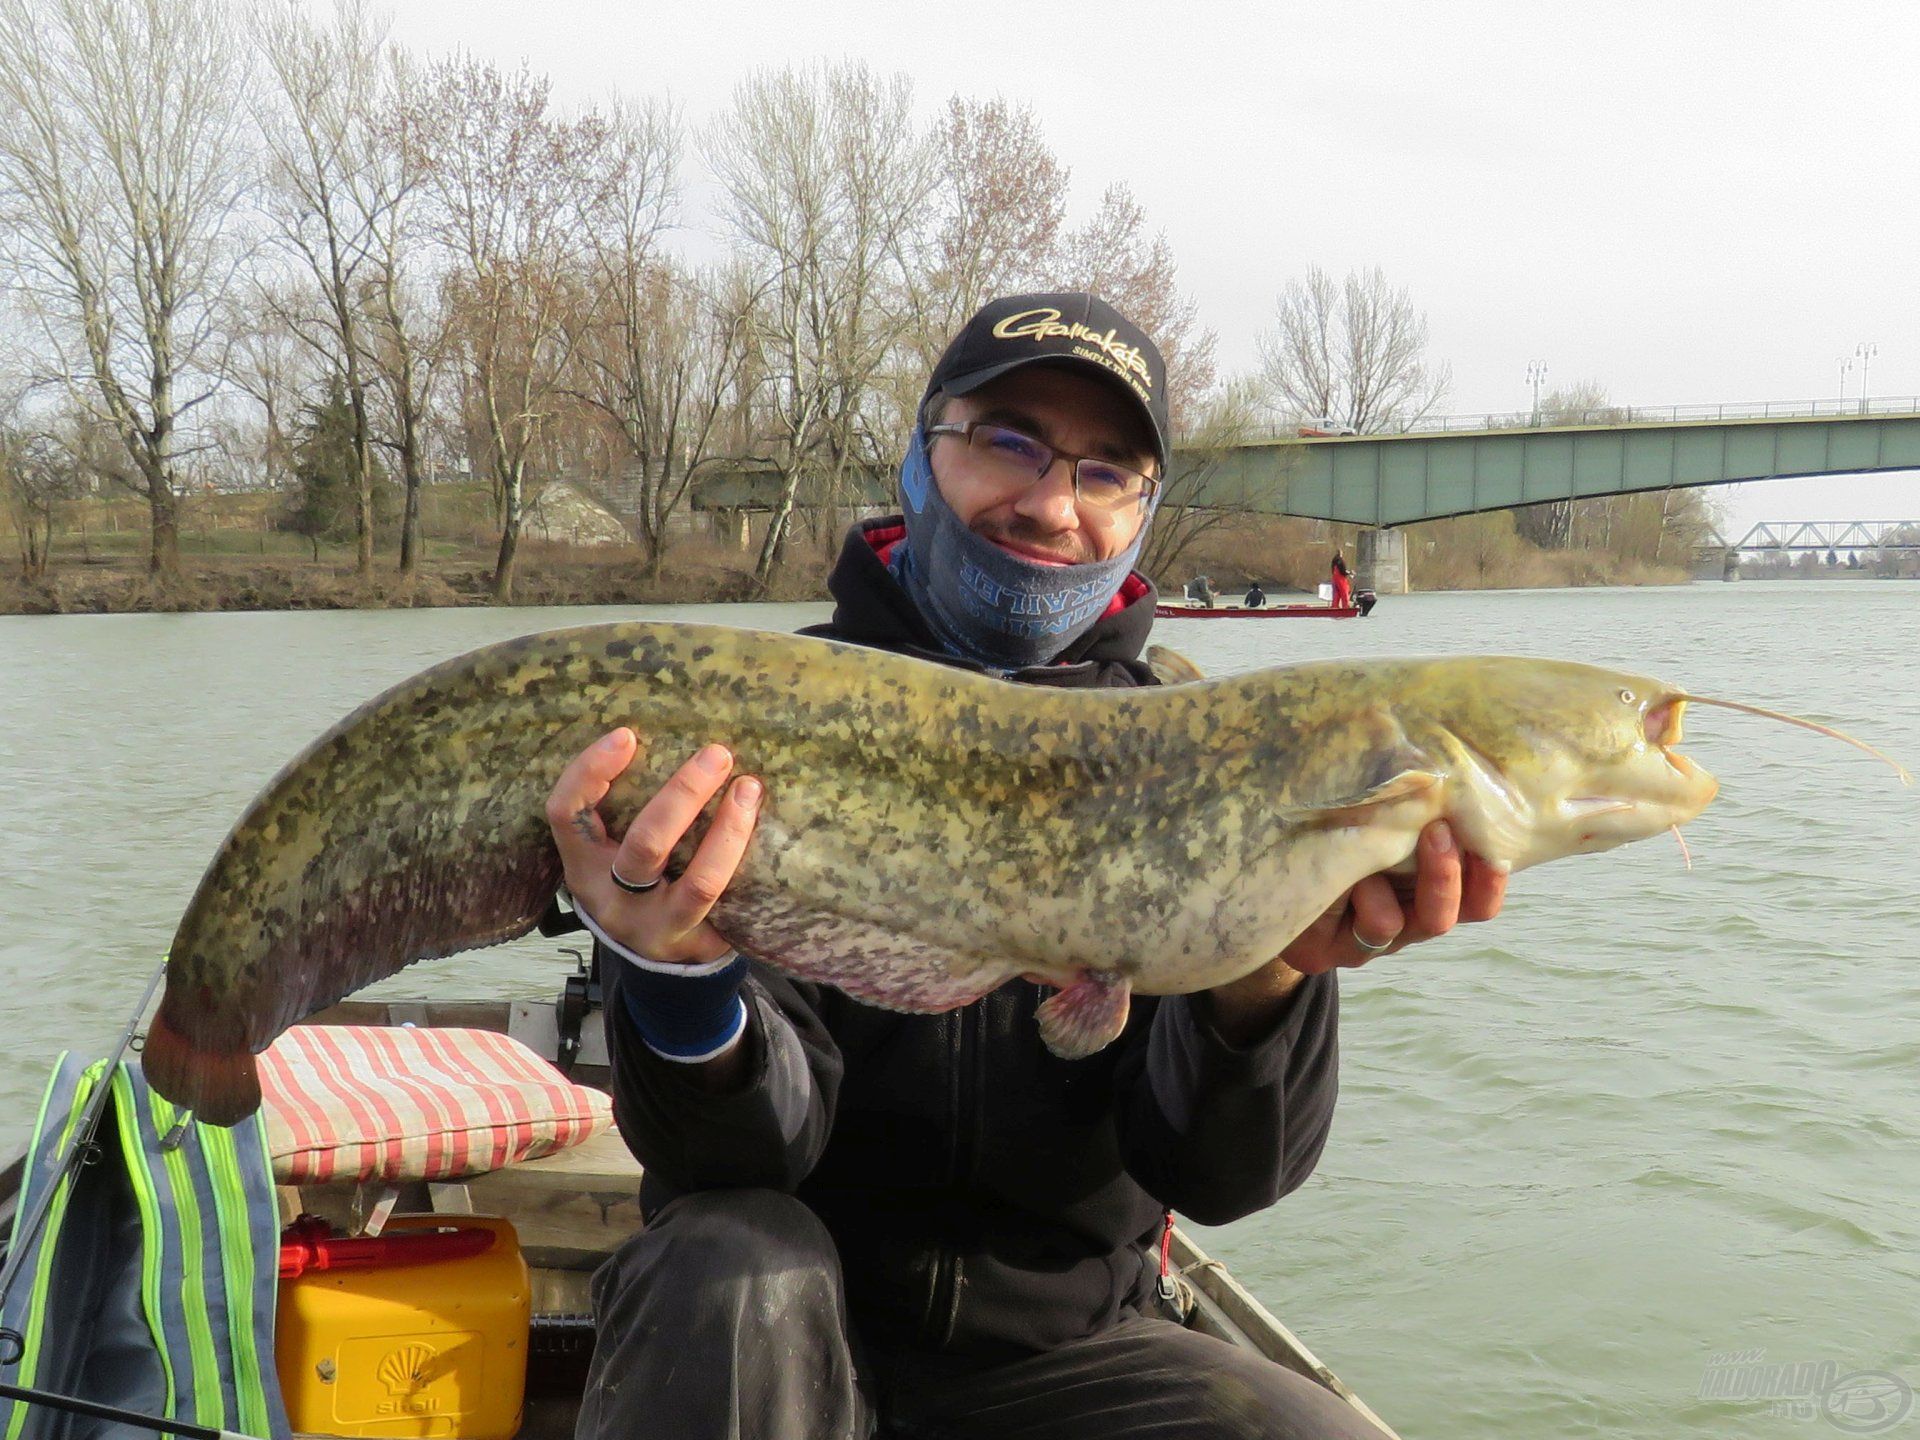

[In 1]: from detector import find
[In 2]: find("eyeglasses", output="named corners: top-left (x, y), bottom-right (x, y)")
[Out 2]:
top-left (926, 421), bottom-right (1159, 514)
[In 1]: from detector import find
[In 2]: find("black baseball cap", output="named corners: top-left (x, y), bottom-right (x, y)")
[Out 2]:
top-left (923, 292), bottom-right (1171, 472)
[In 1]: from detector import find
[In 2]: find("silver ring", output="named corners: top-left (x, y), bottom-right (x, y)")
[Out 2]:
top-left (609, 866), bottom-right (665, 895)
top-left (1352, 930), bottom-right (1395, 955)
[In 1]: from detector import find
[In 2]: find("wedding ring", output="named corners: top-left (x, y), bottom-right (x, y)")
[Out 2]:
top-left (610, 866), bottom-right (664, 895)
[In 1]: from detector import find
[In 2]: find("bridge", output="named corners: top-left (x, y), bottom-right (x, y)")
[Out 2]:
top-left (688, 397), bottom-right (1920, 589)
top-left (1187, 399), bottom-right (1920, 588)
top-left (1697, 519), bottom-right (1920, 553)
top-left (694, 398), bottom-right (1920, 524)
top-left (1195, 398), bottom-right (1920, 528)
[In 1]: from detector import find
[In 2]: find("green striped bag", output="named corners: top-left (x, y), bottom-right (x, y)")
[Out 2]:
top-left (0, 1053), bottom-right (289, 1440)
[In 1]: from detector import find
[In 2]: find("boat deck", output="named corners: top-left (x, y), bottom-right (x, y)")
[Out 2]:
top-left (2, 993), bottom-right (1399, 1440)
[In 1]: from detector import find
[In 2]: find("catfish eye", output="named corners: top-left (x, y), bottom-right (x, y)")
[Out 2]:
top-left (1618, 689), bottom-right (1636, 705)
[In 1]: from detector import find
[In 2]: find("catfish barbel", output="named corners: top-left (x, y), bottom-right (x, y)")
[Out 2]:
top-left (140, 621), bottom-right (1907, 1125)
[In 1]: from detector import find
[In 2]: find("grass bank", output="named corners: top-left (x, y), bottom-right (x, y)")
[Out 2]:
top-left (0, 493), bottom-right (1696, 617)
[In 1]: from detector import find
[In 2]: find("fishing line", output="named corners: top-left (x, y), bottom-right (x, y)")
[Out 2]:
top-left (0, 1377), bottom-right (254, 1440)
top-left (1680, 695), bottom-right (1912, 784)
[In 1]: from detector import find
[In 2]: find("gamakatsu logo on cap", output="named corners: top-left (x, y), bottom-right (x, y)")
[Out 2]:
top-left (992, 309), bottom-right (1156, 390)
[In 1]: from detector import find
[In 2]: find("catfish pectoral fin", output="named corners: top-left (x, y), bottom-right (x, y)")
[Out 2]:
top-left (1304, 769), bottom-right (1443, 828)
top-left (1036, 971), bottom-right (1132, 1059)
top-left (1145, 645), bottom-right (1207, 686)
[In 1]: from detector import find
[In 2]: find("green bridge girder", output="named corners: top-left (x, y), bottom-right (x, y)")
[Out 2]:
top-left (1195, 412), bottom-right (1920, 526)
top-left (689, 412), bottom-right (1920, 525)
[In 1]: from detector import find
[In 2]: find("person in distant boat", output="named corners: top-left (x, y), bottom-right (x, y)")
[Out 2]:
top-left (1186, 572), bottom-right (1216, 606)
top-left (1244, 580), bottom-right (1267, 608)
top-left (1330, 550), bottom-right (1354, 608)
top-left (546, 293), bottom-right (1509, 1440)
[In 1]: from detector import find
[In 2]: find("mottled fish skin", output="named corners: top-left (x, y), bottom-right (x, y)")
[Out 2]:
top-left (143, 623), bottom-right (1720, 1123)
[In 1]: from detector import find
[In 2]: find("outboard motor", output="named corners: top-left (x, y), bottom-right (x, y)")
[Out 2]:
top-left (1355, 589), bottom-right (1378, 618)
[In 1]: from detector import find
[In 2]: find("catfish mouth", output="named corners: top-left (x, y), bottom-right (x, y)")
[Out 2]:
top-left (1564, 694), bottom-right (1713, 829)
top-left (1645, 697), bottom-right (1704, 779)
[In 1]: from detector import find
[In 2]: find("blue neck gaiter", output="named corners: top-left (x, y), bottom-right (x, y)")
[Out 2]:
top-left (887, 426), bottom-right (1154, 671)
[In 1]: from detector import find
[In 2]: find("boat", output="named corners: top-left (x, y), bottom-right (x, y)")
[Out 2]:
top-left (1155, 599), bottom-right (1364, 619)
top-left (0, 957), bottom-right (1401, 1440)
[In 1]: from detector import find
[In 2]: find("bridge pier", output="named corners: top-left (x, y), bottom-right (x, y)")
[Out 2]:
top-left (1357, 527), bottom-right (1409, 595)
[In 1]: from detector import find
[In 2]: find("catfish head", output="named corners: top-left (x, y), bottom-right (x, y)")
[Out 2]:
top-left (1402, 657), bottom-right (1719, 874)
top-left (1403, 656), bottom-right (1908, 875)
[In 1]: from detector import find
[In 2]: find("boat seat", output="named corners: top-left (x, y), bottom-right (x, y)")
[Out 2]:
top-left (258, 1023), bottom-right (615, 1186)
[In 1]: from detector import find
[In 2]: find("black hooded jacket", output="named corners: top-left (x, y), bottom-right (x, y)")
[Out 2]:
top-left (602, 517), bottom-right (1342, 1358)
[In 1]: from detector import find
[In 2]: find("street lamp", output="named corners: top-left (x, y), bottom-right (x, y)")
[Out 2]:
top-left (1526, 360), bottom-right (1549, 424)
top-left (1855, 341), bottom-right (1877, 414)
top-left (1838, 356), bottom-right (1854, 411)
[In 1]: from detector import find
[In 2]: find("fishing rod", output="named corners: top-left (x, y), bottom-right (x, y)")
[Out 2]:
top-left (0, 1377), bottom-right (254, 1440)
top-left (0, 961), bottom-right (167, 1366)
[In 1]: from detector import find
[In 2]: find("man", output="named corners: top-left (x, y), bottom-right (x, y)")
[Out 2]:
top-left (1330, 552), bottom-right (1354, 609)
top-left (547, 293), bottom-right (1507, 1439)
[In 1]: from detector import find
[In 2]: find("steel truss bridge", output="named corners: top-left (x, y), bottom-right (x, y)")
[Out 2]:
top-left (1699, 520), bottom-right (1920, 553)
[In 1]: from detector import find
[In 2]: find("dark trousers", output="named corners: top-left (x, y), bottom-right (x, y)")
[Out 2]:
top-left (576, 1189), bottom-right (1390, 1440)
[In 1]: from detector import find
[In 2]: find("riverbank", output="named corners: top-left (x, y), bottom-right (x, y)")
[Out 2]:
top-left (0, 511), bottom-right (1706, 615)
top-left (0, 543), bottom-right (1703, 616)
top-left (0, 537), bottom-right (828, 615)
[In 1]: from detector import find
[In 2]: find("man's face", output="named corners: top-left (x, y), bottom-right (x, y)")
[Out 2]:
top-left (928, 365), bottom-right (1157, 566)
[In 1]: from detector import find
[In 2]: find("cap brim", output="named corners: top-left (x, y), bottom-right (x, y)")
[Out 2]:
top-left (934, 355), bottom-right (1171, 469)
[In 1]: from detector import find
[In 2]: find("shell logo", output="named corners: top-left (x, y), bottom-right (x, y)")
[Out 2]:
top-left (377, 1343), bottom-right (439, 1397)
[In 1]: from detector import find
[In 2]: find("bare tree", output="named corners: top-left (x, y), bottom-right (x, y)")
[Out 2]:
top-left (0, 0), bottom-right (251, 577)
top-left (362, 238), bottom-right (448, 576)
top-left (359, 48), bottom-right (444, 577)
top-left (915, 97), bottom-right (1068, 362)
top-left (1137, 379), bottom-right (1267, 582)
top-left (705, 62), bottom-right (937, 582)
top-left (0, 389), bottom-right (69, 578)
top-left (559, 99), bottom-right (728, 574)
top-left (408, 56), bottom-right (606, 600)
top-left (1256, 264), bottom-right (1449, 434)
top-left (565, 258), bottom-right (756, 575)
top-left (255, 0), bottom-right (413, 578)
top-left (1049, 184), bottom-right (1217, 430)
top-left (225, 291), bottom-right (321, 502)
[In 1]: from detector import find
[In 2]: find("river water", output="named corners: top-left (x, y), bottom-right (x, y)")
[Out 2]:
top-left (2, 582), bottom-right (1916, 1438)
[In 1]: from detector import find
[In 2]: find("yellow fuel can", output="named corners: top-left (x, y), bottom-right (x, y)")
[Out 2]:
top-left (275, 1214), bottom-right (531, 1439)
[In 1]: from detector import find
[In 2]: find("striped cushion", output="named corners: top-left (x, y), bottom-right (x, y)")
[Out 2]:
top-left (257, 1025), bottom-right (615, 1185)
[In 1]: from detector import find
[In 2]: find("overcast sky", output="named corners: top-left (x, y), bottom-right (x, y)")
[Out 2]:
top-left (374, 0), bottom-right (1920, 535)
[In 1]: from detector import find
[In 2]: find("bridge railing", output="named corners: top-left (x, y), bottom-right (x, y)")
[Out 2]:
top-left (1248, 396), bottom-right (1920, 441)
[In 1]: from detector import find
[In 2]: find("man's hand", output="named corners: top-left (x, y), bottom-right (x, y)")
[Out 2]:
top-left (1205, 820), bottom-right (1509, 1045)
top-left (545, 728), bottom-right (763, 964)
top-left (1282, 818), bottom-right (1508, 976)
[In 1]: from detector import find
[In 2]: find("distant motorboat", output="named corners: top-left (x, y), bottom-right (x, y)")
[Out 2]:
top-left (1157, 590), bottom-right (1376, 619)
